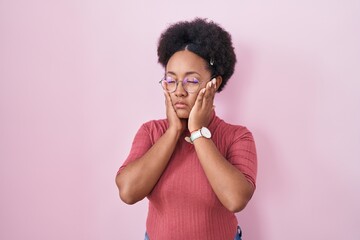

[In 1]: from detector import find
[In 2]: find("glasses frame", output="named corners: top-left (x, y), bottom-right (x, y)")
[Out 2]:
top-left (159, 74), bottom-right (217, 94)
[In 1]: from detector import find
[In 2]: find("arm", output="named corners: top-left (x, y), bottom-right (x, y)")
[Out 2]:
top-left (116, 128), bottom-right (181, 204)
top-left (193, 137), bottom-right (255, 213)
top-left (116, 92), bottom-right (185, 205)
top-left (188, 78), bottom-right (256, 212)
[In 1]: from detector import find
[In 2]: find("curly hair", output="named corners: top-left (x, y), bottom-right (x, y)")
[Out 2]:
top-left (157, 18), bottom-right (236, 92)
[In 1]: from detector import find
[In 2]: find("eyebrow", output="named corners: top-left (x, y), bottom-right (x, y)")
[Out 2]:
top-left (166, 71), bottom-right (201, 76)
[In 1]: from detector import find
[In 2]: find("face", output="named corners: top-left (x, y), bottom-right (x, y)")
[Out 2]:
top-left (165, 50), bottom-right (212, 119)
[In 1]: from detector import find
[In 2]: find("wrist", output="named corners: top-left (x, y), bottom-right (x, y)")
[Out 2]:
top-left (188, 125), bottom-right (201, 133)
top-left (166, 126), bottom-right (183, 139)
top-left (188, 126), bottom-right (212, 144)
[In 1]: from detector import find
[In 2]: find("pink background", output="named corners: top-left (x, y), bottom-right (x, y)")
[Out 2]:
top-left (1, 0), bottom-right (359, 239)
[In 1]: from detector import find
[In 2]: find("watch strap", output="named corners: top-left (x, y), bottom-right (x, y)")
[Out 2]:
top-left (190, 129), bottom-right (203, 143)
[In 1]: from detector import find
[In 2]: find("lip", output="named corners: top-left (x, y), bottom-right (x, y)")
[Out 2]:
top-left (174, 101), bottom-right (188, 109)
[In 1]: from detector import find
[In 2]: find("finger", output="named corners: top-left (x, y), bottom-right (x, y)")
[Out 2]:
top-left (212, 78), bottom-right (217, 90)
top-left (206, 79), bottom-right (216, 96)
top-left (164, 91), bottom-right (172, 106)
top-left (195, 87), bottom-right (206, 106)
top-left (210, 78), bottom-right (217, 99)
top-left (203, 80), bottom-right (215, 105)
top-left (164, 91), bottom-right (177, 115)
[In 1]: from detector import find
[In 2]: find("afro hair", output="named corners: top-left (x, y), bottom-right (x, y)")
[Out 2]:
top-left (157, 18), bottom-right (236, 92)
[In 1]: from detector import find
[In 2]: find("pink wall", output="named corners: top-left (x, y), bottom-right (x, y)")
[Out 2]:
top-left (1, 1), bottom-right (359, 239)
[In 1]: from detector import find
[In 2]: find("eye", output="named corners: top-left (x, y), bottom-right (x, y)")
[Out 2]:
top-left (185, 77), bottom-right (200, 84)
top-left (165, 76), bottom-right (176, 83)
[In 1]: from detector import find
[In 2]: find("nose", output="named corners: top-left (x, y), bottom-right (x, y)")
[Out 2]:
top-left (174, 81), bottom-right (187, 97)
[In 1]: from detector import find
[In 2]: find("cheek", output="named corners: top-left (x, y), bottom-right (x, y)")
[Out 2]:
top-left (187, 94), bottom-right (198, 108)
top-left (169, 95), bottom-right (177, 104)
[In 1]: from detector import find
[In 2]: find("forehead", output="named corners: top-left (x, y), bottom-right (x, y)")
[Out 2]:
top-left (166, 50), bottom-right (209, 75)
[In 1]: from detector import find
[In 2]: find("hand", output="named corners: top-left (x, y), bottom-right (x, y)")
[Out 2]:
top-left (164, 91), bottom-right (187, 134)
top-left (188, 78), bottom-right (217, 132)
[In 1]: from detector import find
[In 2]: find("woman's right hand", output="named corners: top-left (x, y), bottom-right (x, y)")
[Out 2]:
top-left (164, 91), bottom-right (186, 134)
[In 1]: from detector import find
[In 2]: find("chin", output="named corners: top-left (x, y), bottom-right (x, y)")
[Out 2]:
top-left (176, 110), bottom-right (189, 119)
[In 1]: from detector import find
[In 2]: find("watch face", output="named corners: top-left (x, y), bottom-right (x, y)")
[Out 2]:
top-left (201, 127), bottom-right (211, 138)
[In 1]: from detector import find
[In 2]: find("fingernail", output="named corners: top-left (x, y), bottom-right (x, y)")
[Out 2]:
top-left (212, 79), bottom-right (217, 89)
top-left (201, 88), bottom-right (206, 94)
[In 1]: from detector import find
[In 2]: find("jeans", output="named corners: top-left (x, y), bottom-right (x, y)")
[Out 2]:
top-left (144, 226), bottom-right (242, 240)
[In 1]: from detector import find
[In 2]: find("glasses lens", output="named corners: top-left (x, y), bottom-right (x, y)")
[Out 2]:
top-left (161, 76), bottom-right (176, 92)
top-left (183, 77), bottom-right (200, 93)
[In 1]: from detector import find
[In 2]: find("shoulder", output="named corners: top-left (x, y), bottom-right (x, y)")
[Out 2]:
top-left (140, 118), bottom-right (168, 137)
top-left (214, 116), bottom-right (253, 139)
top-left (142, 118), bottom-right (168, 129)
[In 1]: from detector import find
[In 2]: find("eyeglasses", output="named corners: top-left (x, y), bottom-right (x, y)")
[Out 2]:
top-left (159, 75), bottom-right (215, 93)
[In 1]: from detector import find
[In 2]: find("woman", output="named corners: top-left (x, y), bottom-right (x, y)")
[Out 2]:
top-left (116, 18), bottom-right (257, 240)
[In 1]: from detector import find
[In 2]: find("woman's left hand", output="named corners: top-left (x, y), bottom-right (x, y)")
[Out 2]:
top-left (188, 78), bottom-right (217, 132)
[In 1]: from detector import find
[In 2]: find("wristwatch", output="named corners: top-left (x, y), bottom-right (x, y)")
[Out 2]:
top-left (189, 127), bottom-right (212, 143)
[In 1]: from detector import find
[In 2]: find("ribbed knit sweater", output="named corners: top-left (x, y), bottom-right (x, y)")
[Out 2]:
top-left (118, 113), bottom-right (257, 240)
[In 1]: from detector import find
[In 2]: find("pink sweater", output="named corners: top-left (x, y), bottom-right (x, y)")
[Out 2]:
top-left (118, 113), bottom-right (257, 240)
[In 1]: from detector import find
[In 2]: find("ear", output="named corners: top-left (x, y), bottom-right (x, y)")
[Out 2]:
top-left (215, 76), bottom-right (223, 92)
